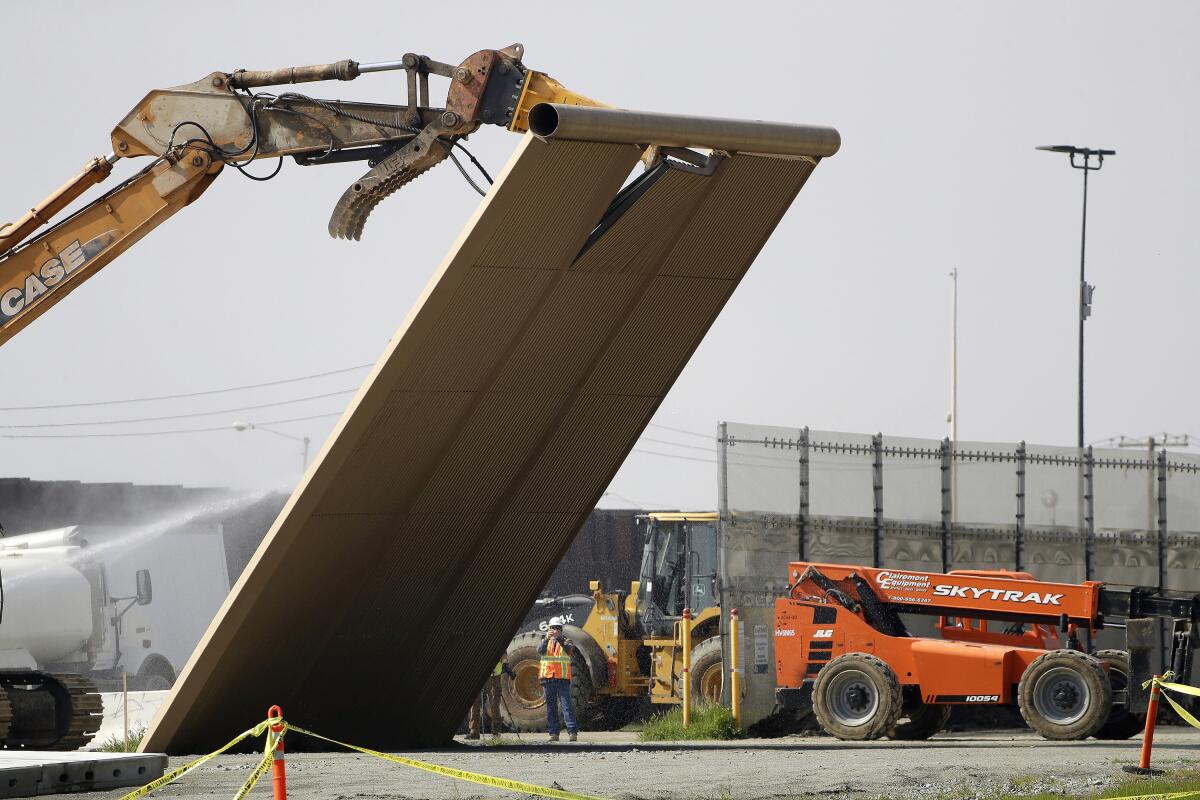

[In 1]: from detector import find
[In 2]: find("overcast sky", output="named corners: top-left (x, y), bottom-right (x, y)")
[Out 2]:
top-left (1, 2), bottom-right (1196, 511)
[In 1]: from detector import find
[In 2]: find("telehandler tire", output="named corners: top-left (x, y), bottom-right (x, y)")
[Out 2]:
top-left (1093, 650), bottom-right (1146, 740)
top-left (889, 701), bottom-right (950, 740)
top-left (813, 652), bottom-right (903, 740)
top-left (1018, 649), bottom-right (1112, 740)
top-left (500, 632), bottom-right (593, 732)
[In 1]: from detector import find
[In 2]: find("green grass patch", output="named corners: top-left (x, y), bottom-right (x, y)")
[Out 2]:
top-left (94, 726), bottom-right (146, 753)
top-left (638, 703), bottom-right (742, 742)
top-left (964, 766), bottom-right (1200, 800)
top-left (1097, 767), bottom-right (1200, 799)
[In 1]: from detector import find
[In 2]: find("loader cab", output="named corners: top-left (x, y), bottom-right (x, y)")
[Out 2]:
top-left (635, 512), bottom-right (718, 636)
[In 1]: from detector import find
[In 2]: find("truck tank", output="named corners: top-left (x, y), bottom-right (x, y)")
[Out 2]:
top-left (0, 554), bottom-right (94, 667)
top-left (0, 541), bottom-right (104, 749)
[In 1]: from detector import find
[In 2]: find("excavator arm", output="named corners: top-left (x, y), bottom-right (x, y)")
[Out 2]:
top-left (0, 43), bottom-right (603, 347)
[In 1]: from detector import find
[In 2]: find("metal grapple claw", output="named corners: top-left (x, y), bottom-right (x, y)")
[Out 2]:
top-left (328, 123), bottom-right (451, 241)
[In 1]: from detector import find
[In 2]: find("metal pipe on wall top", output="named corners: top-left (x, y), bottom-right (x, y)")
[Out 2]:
top-left (528, 104), bottom-right (842, 158)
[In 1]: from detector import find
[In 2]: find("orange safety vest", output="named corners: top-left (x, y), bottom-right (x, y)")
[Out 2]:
top-left (539, 639), bottom-right (572, 680)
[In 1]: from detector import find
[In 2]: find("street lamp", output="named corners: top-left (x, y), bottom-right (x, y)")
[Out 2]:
top-left (232, 421), bottom-right (310, 475)
top-left (1036, 144), bottom-right (1115, 450)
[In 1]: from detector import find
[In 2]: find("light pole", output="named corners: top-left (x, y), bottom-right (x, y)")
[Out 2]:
top-left (948, 268), bottom-right (958, 520)
top-left (948, 268), bottom-right (958, 445)
top-left (1036, 145), bottom-right (1115, 450)
top-left (232, 421), bottom-right (310, 475)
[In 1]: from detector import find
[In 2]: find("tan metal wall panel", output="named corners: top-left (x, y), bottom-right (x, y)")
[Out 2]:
top-left (144, 127), bottom-right (828, 753)
top-left (663, 156), bottom-right (816, 280)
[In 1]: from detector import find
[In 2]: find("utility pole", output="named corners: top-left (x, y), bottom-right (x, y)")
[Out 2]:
top-left (1036, 145), bottom-right (1114, 450)
top-left (1117, 434), bottom-right (1190, 532)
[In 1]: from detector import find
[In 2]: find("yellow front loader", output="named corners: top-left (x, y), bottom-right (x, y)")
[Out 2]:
top-left (501, 512), bottom-right (725, 731)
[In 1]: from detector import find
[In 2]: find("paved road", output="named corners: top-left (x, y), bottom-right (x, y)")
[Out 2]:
top-left (94, 729), bottom-right (1200, 800)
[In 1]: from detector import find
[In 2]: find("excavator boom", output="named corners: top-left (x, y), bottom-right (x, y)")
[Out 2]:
top-left (0, 43), bottom-right (604, 348)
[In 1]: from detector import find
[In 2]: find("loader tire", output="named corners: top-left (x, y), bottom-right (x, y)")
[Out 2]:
top-left (889, 701), bottom-right (950, 740)
top-left (1093, 650), bottom-right (1146, 740)
top-left (500, 632), bottom-right (593, 733)
top-left (813, 653), bottom-right (902, 740)
top-left (687, 637), bottom-right (725, 706)
top-left (1018, 649), bottom-right (1112, 740)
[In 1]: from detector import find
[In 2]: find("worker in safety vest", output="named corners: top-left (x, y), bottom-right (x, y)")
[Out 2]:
top-left (538, 616), bottom-right (579, 742)
top-left (467, 655), bottom-right (514, 739)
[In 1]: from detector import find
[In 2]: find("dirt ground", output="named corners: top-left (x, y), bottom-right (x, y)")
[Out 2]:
top-left (89, 729), bottom-right (1200, 800)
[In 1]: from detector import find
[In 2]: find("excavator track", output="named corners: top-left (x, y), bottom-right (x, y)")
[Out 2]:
top-left (48, 674), bottom-right (104, 751)
top-left (0, 672), bottom-right (103, 750)
top-left (0, 689), bottom-right (13, 746)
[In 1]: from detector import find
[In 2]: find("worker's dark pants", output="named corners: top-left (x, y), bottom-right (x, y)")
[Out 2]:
top-left (542, 678), bottom-right (577, 735)
top-left (468, 675), bottom-right (502, 735)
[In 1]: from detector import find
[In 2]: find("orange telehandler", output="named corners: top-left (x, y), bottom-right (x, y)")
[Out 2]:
top-left (774, 562), bottom-right (1198, 741)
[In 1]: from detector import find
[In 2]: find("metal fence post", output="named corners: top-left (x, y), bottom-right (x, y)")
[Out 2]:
top-left (872, 433), bottom-right (883, 568)
top-left (1157, 448), bottom-right (1169, 669)
top-left (940, 437), bottom-right (952, 573)
top-left (799, 426), bottom-right (810, 562)
top-left (1085, 445), bottom-right (1095, 582)
top-left (717, 420), bottom-right (730, 704)
top-left (1157, 449), bottom-right (1168, 592)
top-left (1015, 441), bottom-right (1026, 572)
top-left (718, 421), bottom-right (730, 525)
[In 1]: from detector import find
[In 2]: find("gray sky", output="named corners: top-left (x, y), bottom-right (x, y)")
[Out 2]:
top-left (1, 1), bottom-right (1197, 511)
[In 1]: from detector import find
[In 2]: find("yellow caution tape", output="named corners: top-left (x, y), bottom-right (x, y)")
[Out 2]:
top-left (285, 722), bottom-right (606, 800)
top-left (1145, 673), bottom-right (1200, 731)
top-left (117, 717), bottom-right (278, 800)
top-left (232, 727), bottom-right (281, 800)
top-left (116, 714), bottom-right (607, 800)
top-left (231, 750), bottom-right (273, 800)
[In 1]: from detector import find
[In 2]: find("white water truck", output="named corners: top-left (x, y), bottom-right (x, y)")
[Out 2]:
top-left (0, 527), bottom-right (152, 749)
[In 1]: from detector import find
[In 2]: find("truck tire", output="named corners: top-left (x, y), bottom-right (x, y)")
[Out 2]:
top-left (135, 656), bottom-right (175, 691)
top-left (889, 702), bottom-right (950, 740)
top-left (685, 637), bottom-right (724, 705)
top-left (1018, 649), bottom-right (1112, 740)
top-left (500, 632), bottom-right (593, 732)
top-left (1093, 650), bottom-right (1146, 740)
top-left (813, 653), bottom-right (902, 740)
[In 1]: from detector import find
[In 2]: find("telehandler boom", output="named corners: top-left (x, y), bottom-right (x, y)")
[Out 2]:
top-left (0, 44), bottom-right (601, 347)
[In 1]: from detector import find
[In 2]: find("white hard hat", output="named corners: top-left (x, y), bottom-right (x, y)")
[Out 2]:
top-left (548, 616), bottom-right (567, 628)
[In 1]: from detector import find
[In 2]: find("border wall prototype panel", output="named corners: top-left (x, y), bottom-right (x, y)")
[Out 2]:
top-left (144, 120), bottom-right (830, 752)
